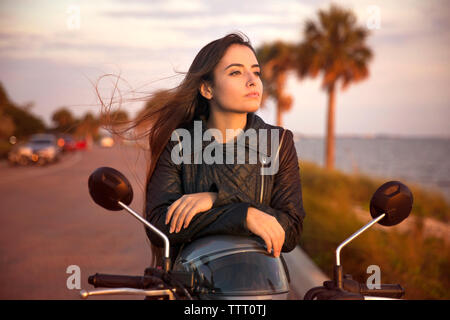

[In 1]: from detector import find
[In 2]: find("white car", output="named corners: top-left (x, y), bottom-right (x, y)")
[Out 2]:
top-left (8, 133), bottom-right (62, 166)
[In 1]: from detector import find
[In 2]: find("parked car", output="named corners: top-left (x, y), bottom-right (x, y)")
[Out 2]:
top-left (8, 133), bottom-right (62, 166)
top-left (76, 138), bottom-right (87, 150)
top-left (57, 134), bottom-right (77, 152)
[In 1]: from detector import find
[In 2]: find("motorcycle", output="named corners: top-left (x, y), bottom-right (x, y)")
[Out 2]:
top-left (80, 167), bottom-right (413, 300)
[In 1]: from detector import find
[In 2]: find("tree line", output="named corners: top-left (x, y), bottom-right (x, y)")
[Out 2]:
top-left (0, 82), bottom-right (129, 158)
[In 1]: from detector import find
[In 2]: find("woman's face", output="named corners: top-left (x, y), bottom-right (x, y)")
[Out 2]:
top-left (201, 44), bottom-right (263, 113)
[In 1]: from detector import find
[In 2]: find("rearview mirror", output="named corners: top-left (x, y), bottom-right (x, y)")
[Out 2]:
top-left (88, 167), bottom-right (133, 211)
top-left (369, 181), bottom-right (413, 226)
top-left (87, 166), bottom-right (171, 271)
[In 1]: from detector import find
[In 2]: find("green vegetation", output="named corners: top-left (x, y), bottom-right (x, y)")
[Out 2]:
top-left (298, 160), bottom-right (450, 299)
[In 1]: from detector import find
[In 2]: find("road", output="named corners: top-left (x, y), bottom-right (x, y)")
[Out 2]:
top-left (0, 144), bottom-right (152, 299)
top-left (0, 143), bottom-right (327, 300)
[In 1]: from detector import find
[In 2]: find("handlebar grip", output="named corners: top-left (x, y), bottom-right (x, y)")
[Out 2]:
top-left (88, 273), bottom-right (163, 289)
top-left (360, 284), bottom-right (405, 298)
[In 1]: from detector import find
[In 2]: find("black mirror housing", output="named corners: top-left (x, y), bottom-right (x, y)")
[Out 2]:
top-left (88, 167), bottom-right (133, 211)
top-left (369, 181), bottom-right (413, 227)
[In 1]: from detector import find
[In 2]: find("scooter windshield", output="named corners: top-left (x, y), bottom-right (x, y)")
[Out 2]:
top-left (191, 251), bottom-right (289, 295)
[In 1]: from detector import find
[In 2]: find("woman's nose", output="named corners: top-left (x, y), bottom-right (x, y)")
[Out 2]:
top-left (246, 72), bottom-right (257, 86)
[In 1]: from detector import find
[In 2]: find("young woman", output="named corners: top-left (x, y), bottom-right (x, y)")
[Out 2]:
top-left (130, 32), bottom-right (306, 268)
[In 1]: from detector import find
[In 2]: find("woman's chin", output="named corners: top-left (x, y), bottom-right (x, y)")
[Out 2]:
top-left (221, 102), bottom-right (260, 114)
top-left (240, 103), bottom-right (260, 113)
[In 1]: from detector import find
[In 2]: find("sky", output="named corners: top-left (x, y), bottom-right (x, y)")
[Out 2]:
top-left (0, 0), bottom-right (449, 137)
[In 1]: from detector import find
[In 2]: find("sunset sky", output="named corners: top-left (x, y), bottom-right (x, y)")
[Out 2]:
top-left (1, 0), bottom-right (449, 137)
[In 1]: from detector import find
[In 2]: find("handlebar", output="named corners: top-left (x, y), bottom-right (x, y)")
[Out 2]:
top-left (359, 283), bottom-right (404, 299)
top-left (304, 279), bottom-right (405, 300)
top-left (85, 269), bottom-right (194, 300)
top-left (88, 273), bottom-right (164, 289)
top-left (80, 288), bottom-right (177, 299)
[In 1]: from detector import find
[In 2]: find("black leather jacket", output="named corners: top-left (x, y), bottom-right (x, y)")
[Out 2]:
top-left (145, 112), bottom-right (306, 263)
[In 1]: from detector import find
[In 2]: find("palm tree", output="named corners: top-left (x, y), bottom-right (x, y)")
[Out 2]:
top-left (294, 3), bottom-right (373, 170)
top-left (256, 41), bottom-right (297, 126)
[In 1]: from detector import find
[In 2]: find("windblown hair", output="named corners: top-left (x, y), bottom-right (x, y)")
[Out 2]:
top-left (96, 31), bottom-right (258, 267)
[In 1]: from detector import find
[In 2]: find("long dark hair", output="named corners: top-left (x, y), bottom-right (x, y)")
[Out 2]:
top-left (96, 31), bottom-right (258, 267)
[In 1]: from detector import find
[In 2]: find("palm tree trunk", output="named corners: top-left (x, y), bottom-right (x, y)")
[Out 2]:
top-left (276, 103), bottom-right (282, 126)
top-left (275, 72), bottom-right (286, 127)
top-left (325, 83), bottom-right (336, 170)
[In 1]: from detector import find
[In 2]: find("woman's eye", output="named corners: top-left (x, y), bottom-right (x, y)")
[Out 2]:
top-left (230, 71), bottom-right (262, 76)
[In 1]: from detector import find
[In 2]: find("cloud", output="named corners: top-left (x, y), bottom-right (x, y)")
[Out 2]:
top-left (111, 0), bottom-right (208, 13)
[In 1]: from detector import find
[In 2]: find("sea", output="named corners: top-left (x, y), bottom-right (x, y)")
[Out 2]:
top-left (293, 134), bottom-right (450, 204)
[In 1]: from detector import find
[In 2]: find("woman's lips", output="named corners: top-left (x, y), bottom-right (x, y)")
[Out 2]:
top-left (245, 92), bottom-right (260, 98)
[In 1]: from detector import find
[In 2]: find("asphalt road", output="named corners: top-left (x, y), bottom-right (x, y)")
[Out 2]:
top-left (0, 143), bottom-right (326, 300)
top-left (0, 144), bottom-right (152, 299)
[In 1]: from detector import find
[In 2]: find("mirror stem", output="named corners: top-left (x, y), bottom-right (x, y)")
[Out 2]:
top-left (118, 201), bottom-right (171, 270)
top-left (335, 213), bottom-right (386, 267)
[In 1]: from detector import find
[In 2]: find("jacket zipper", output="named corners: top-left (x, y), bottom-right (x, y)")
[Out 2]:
top-left (260, 156), bottom-right (266, 203)
top-left (260, 174), bottom-right (264, 203)
top-left (259, 130), bottom-right (287, 204)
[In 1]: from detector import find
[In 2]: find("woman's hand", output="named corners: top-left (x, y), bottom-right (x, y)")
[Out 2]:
top-left (165, 192), bottom-right (218, 233)
top-left (246, 207), bottom-right (285, 257)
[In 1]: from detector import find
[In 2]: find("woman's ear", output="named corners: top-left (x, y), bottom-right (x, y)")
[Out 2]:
top-left (199, 81), bottom-right (213, 100)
